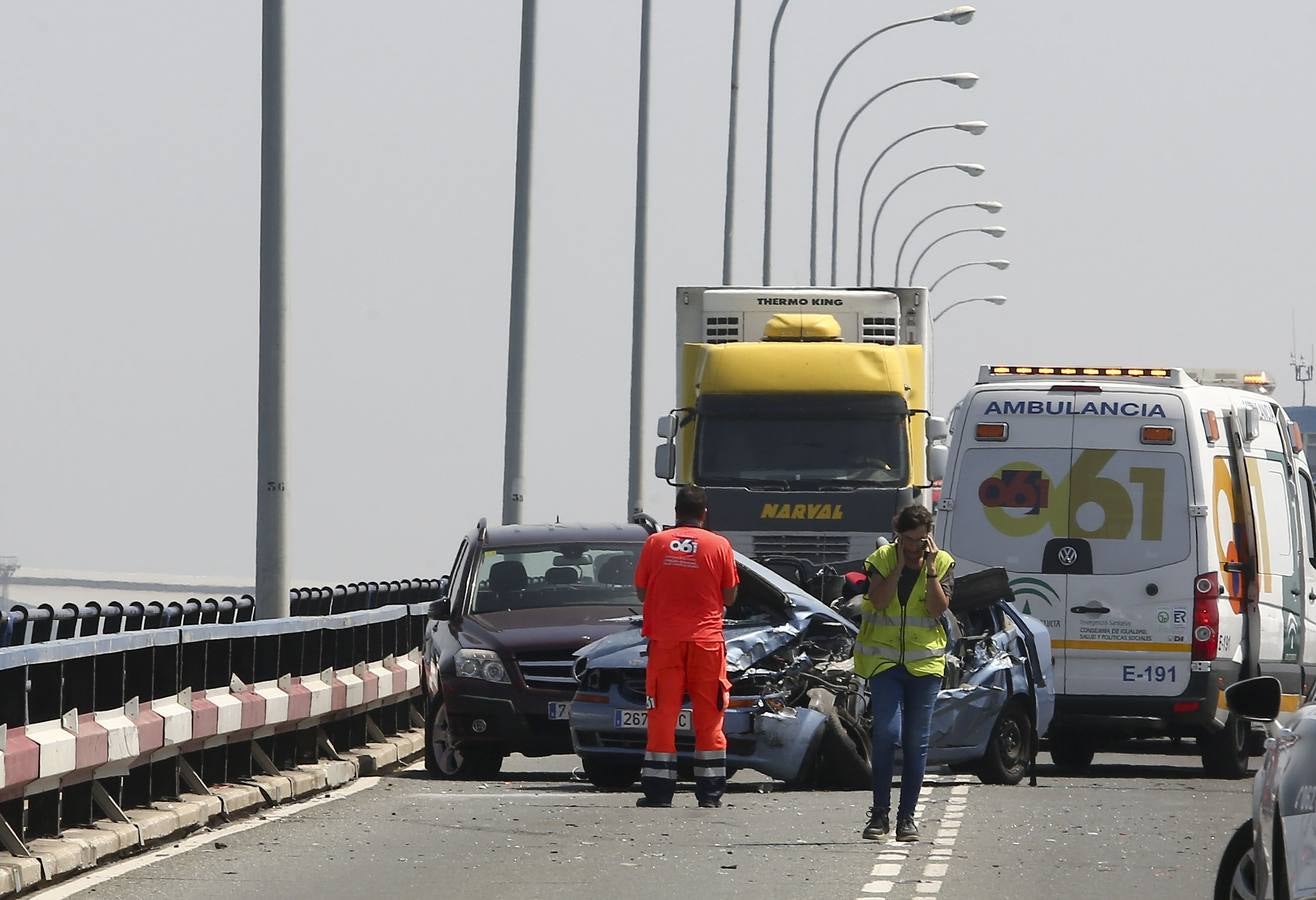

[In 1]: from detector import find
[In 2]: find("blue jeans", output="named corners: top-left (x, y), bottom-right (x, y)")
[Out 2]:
top-left (869, 666), bottom-right (940, 818)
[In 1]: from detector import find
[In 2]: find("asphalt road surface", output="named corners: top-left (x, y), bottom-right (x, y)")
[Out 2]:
top-left (58, 745), bottom-right (1251, 900)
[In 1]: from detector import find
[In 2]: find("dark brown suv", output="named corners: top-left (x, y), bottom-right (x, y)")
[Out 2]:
top-left (421, 520), bottom-right (649, 778)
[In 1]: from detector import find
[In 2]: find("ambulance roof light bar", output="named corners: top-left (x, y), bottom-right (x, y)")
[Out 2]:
top-left (977, 365), bottom-right (1189, 386)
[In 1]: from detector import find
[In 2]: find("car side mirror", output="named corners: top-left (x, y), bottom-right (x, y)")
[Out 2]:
top-left (428, 598), bottom-right (452, 621)
top-left (437, 575), bottom-right (450, 599)
top-left (1224, 675), bottom-right (1281, 722)
top-left (926, 416), bottom-right (949, 443)
top-left (926, 443), bottom-right (948, 484)
top-left (656, 414), bottom-right (679, 439)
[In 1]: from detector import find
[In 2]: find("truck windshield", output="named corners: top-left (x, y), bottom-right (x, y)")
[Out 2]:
top-left (694, 393), bottom-right (909, 488)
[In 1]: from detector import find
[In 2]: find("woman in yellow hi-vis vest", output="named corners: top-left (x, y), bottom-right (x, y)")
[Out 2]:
top-left (855, 505), bottom-right (954, 842)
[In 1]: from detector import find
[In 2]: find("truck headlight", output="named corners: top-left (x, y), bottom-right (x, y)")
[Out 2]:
top-left (453, 649), bottom-right (510, 684)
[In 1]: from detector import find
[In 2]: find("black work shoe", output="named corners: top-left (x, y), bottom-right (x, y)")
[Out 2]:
top-left (635, 797), bottom-right (672, 809)
top-left (895, 815), bottom-right (919, 842)
top-left (697, 798), bottom-right (722, 809)
top-left (862, 809), bottom-right (890, 840)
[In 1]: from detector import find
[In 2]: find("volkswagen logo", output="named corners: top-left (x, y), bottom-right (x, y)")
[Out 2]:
top-left (1057, 546), bottom-right (1079, 567)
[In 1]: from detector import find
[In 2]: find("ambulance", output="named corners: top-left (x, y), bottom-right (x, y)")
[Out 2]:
top-left (937, 365), bottom-right (1316, 777)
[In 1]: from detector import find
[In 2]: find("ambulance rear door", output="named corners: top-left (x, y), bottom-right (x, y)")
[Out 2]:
top-left (944, 387), bottom-right (1076, 689)
top-left (1061, 389), bottom-right (1195, 697)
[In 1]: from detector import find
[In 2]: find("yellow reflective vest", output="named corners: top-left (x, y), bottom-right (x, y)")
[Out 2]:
top-left (853, 542), bottom-right (954, 679)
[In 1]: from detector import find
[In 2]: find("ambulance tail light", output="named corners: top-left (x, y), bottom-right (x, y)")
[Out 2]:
top-left (1289, 422), bottom-right (1304, 455)
top-left (1201, 410), bottom-right (1221, 444)
top-left (1192, 573), bottom-right (1220, 661)
top-left (975, 423), bottom-right (1008, 441)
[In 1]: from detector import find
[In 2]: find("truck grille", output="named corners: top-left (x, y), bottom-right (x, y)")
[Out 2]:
top-left (752, 534), bottom-right (853, 563)
top-left (514, 654), bottom-right (578, 691)
top-left (861, 316), bottom-right (898, 345)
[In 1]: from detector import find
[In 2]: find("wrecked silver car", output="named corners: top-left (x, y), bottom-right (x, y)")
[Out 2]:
top-left (568, 554), bottom-right (1054, 790)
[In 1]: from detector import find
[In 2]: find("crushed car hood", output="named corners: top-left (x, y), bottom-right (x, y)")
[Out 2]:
top-left (573, 616), bottom-right (811, 675)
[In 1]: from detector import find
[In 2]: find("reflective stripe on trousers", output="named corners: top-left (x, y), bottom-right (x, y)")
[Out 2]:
top-left (642, 750), bottom-right (678, 782)
top-left (694, 748), bottom-right (726, 779)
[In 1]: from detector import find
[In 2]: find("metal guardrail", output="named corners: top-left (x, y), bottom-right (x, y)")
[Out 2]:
top-left (0, 602), bottom-right (430, 861)
top-left (0, 578), bottom-right (444, 648)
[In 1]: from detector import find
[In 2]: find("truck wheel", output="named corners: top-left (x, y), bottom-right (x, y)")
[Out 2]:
top-left (425, 699), bottom-right (504, 779)
top-left (1048, 734), bottom-right (1096, 772)
top-left (582, 757), bottom-right (641, 790)
top-left (816, 708), bottom-right (872, 790)
top-left (976, 703), bottom-right (1032, 785)
top-left (1201, 714), bottom-right (1250, 779)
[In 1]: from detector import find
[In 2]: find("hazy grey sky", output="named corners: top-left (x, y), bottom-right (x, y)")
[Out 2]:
top-left (3, 1), bottom-right (1314, 581)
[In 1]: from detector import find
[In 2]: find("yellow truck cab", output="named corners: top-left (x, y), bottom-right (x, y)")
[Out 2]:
top-left (938, 365), bottom-right (1316, 776)
top-left (653, 286), bottom-right (946, 566)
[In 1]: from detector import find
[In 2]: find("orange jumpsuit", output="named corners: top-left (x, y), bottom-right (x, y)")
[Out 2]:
top-left (634, 525), bottom-right (739, 804)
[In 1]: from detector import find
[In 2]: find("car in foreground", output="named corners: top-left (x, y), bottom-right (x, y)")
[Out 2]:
top-left (1214, 676), bottom-right (1316, 900)
top-left (569, 553), bottom-right (1054, 790)
top-left (422, 520), bottom-right (648, 778)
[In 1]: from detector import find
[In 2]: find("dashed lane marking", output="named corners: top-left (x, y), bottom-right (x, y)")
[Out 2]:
top-left (854, 772), bottom-right (974, 897)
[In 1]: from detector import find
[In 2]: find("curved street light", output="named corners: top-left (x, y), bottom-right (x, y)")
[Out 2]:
top-left (928, 258), bottom-right (1010, 293)
top-left (827, 73), bottom-right (979, 285)
top-left (868, 163), bottom-right (985, 285)
top-left (907, 226), bottom-right (1006, 286)
top-left (805, 6), bottom-right (977, 285)
top-left (894, 201), bottom-right (1001, 285)
top-left (853, 123), bottom-right (986, 284)
top-left (933, 295), bottom-right (1008, 322)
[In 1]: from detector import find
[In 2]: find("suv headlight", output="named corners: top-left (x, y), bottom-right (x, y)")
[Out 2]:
top-left (453, 649), bottom-right (510, 684)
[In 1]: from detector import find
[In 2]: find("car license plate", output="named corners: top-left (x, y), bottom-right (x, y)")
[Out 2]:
top-left (548, 701), bottom-right (572, 721)
top-left (614, 709), bottom-right (693, 730)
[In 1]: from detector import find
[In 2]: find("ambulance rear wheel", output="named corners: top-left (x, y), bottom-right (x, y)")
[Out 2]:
top-left (1048, 734), bottom-right (1095, 772)
top-left (1201, 714), bottom-right (1250, 779)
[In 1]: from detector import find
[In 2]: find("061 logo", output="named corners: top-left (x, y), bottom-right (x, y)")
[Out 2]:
top-left (669, 538), bottom-right (699, 554)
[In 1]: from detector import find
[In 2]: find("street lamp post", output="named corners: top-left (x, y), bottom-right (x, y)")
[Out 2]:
top-left (502, 0), bottom-right (538, 525)
top-left (868, 163), bottom-right (984, 285)
top-left (853, 123), bottom-right (985, 285)
top-left (762, 0), bottom-right (790, 285)
top-left (805, 5), bottom-right (977, 286)
top-left (928, 258), bottom-right (1009, 293)
top-left (626, 0), bottom-right (652, 520)
top-left (894, 201), bottom-right (1001, 285)
top-left (828, 73), bottom-right (978, 286)
top-left (933, 295), bottom-right (1008, 322)
top-left (907, 226), bottom-right (1006, 286)
top-left (721, 0), bottom-right (742, 285)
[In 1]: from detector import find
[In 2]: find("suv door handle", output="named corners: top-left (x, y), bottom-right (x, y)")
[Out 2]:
top-left (1070, 604), bottom-right (1111, 614)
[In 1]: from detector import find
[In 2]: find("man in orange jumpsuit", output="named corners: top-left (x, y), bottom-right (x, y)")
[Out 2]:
top-left (633, 486), bottom-right (739, 808)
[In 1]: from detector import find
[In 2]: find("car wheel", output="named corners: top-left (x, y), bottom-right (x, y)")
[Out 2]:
top-left (1048, 733), bottom-right (1096, 772)
top-left (1213, 821), bottom-right (1258, 900)
top-left (815, 708), bottom-right (873, 790)
top-left (976, 702), bottom-right (1032, 785)
top-left (582, 757), bottom-right (641, 790)
top-left (425, 698), bottom-right (504, 779)
top-left (1201, 714), bottom-right (1250, 780)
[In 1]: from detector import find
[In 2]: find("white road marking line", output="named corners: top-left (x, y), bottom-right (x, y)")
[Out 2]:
top-left (923, 864), bottom-right (948, 878)
top-left (871, 863), bottom-right (903, 877)
top-left (862, 881), bottom-right (895, 893)
top-left (915, 881), bottom-right (942, 894)
top-left (38, 775), bottom-right (382, 899)
top-left (877, 853), bottom-right (907, 861)
top-left (950, 785), bottom-right (970, 795)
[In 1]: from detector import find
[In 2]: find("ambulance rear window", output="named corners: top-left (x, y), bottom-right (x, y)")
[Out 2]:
top-left (948, 447), bottom-right (1191, 575)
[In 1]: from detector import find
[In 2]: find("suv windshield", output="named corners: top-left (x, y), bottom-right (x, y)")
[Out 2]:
top-left (471, 543), bottom-right (643, 614)
top-left (695, 392), bottom-right (909, 488)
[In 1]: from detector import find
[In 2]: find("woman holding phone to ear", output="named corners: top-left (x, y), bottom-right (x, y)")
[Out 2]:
top-left (855, 504), bottom-right (955, 842)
